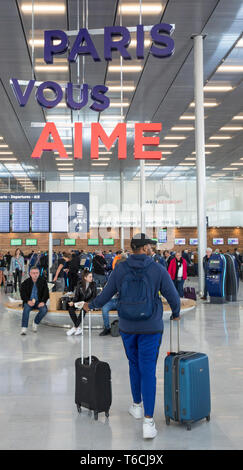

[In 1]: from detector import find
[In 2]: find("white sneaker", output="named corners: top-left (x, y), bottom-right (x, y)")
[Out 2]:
top-left (143, 418), bottom-right (158, 439)
top-left (129, 403), bottom-right (143, 419)
top-left (66, 327), bottom-right (77, 336)
top-left (32, 321), bottom-right (38, 332)
top-left (74, 327), bottom-right (83, 336)
top-left (21, 327), bottom-right (27, 335)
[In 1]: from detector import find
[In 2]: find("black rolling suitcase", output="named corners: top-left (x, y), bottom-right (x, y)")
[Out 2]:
top-left (5, 276), bottom-right (14, 294)
top-left (75, 309), bottom-right (112, 420)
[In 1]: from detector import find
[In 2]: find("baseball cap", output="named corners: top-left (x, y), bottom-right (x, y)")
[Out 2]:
top-left (131, 233), bottom-right (157, 249)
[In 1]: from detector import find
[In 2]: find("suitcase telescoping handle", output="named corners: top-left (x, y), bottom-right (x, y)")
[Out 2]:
top-left (81, 304), bottom-right (92, 366)
top-left (169, 316), bottom-right (180, 354)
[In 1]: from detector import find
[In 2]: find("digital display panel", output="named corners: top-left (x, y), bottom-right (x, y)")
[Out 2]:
top-left (51, 201), bottom-right (69, 232)
top-left (88, 239), bottom-right (99, 246)
top-left (64, 238), bottom-right (76, 246)
top-left (10, 239), bottom-right (22, 246)
top-left (26, 239), bottom-right (37, 246)
top-left (31, 202), bottom-right (49, 232)
top-left (213, 238), bottom-right (224, 245)
top-left (12, 202), bottom-right (29, 232)
top-left (158, 228), bottom-right (167, 243)
top-left (189, 238), bottom-right (198, 245)
top-left (228, 238), bottom-right (239, 245)
top-left (53, 239), bottom-right (61, 246)
top-left (174, 238), bottom-right (186, 245)
top-left (0, 202), bottom-right (10, 233)
top-left (103, 239), bottom-right (114, 246)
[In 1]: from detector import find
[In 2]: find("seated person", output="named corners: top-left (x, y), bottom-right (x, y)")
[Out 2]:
top-left (20, 267), bottom-right (49, 335)
top-left (66, 269), bottom-right (97, 337)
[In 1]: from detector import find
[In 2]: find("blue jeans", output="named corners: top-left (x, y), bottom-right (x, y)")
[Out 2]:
top-left (93, 273), bottom-right (106, 287)
top-left (102, 298), bottom-right (118, 329)
top-left (173, 279), bottom-right (184, 298)
top-left (22, 302), bottom-right (48, 328)
top-left (120, 332), bottom-right (162, 417)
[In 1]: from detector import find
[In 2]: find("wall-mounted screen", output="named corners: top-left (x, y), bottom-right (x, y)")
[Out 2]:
top-left (158, 228), bottom-right (167, 243)
top-left (51, 201), bottom-right (69, 232)
top-left (0, 202), bottom-right (10, 233)
top-left (103, 238), bottom-right (114, 246)
top-left (88, 239), bottom-right (99, 246)
top-left (10, 239), bottom-right (22, 246)
top-left (53, 239), bottom-right (61, 246)
top-left (12, 202), bottom-right (29, 232)
top-left (174, 238), bottom-right (186, 245)
top-left (26, 239), bottom-right (37, 246)
top-left (189, 238), bottom-right (198, 245)
top-left (64, 238), bottom-right (76, 246)
top-left (228, 238), bottom-right (239, 245)
top-left (31, 202), bottom-right (49, 232)
top-left (213, 238), bottom-right (224, 245)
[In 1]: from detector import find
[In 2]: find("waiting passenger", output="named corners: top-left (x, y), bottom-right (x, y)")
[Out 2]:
top-left (168, 251), bottom-right (187, 297)
top-left (0, 253), bottom-right (6, 288)
top-left (201, 247), bottom-right (213, 300)
top-left (10, 248), bottom-right (25, 292)
top-left (92, 251), bottom-right (107, 287)
top-left (83, 233), bottom-right (180, 440)
top-left (66, 269), bottom-right (97, 336)
top-left (20, 267), bottom-right (49, 335)
top-left (53, 252), bottom-right (71, 291)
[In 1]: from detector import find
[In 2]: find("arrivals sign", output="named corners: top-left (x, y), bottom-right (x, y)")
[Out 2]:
top-left (11, 24), bottom-right (175, 161)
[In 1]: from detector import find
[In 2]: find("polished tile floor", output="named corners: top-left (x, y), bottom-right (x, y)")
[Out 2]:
top-left (1, 283), bottom-right (243, 450)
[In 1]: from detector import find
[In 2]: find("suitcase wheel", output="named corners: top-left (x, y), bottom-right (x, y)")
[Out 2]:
top-left (77, 405), bottom-right (82, 414)
top-left (165, 416), bottom-right (170, 426)
top-left (94, 411), bottom-right (98, 421)
top-left (186, 424), bottom-right (191, 431)
top-left (105, 411), bottom-right (109, 418)
top-left (206, 415), bottom-right (210, 422)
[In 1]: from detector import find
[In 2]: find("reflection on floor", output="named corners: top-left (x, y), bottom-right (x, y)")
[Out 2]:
top-left (0, 281), bottom-right (243, 450)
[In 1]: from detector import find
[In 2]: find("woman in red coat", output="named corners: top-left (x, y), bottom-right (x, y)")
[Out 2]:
top-left (168, 251), bottom-right (187, 297)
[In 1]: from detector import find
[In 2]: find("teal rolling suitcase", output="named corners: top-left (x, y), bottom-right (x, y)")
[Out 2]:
top-left (164, 319), bottom-right (211, 430)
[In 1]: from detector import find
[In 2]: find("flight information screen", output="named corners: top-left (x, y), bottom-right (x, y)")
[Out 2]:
top-left (51, 201), bottom-right (69, 232)
top-left (12, 202), bottom-right (29, 232)
top-left (31, 202), bottom-right (49, 232)
top-left (0, 202), bottom-right (10, 232)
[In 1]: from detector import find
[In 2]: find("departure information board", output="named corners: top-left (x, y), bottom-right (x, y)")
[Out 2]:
top-left (12, 202), bottom-right (29, 232)
top-left (0, 202), bottom-right (10, 232)
top-left (31, 202), bottom-right (49, 232)
top-left (51, 201), bottom-right (69, 232)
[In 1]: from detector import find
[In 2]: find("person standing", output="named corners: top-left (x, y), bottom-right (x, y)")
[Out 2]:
top-left (10, 248), bottom-right (25, 292)
top-left (20, 267), bottom-right (49, 335)
top-left (168, 251), bottom-right (187, 298)
top-left (0, 253), bottom-right (6, 288)
top-left (83, 233), bottom-right (180, 440)
top-left (53, 252), bottom-right (70, 291)
top-left (201, 247), bottom-right (213, 300)
top-left (92, 251), bottom-right (107, 287)
top-left (66, 269), bottom-right (97, 336)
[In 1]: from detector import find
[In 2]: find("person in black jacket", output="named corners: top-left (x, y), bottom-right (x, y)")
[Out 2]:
top-left (20, 267), bottom-right (49, 335)
top-left (93, 251), bottom-right (107, 287)
top-left (66, 268), bottom-right (97, 336)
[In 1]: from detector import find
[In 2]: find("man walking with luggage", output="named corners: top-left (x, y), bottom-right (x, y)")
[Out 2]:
top-left (83, 233), bottom-right (180, 439)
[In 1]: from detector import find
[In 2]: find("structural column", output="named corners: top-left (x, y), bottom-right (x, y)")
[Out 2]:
top-left (48, 233), bottom-right (53, 282)
top-left (193, 35), bottom-right (207, 295)
top-left (120, 170), bottom-right (125, 250)
top-left (140, 160), bottom-right (146, 233)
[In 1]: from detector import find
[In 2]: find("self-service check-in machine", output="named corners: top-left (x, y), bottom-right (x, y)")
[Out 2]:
top-left (224, 253), bottom-right (239, 302)
top-left (206, 254), bottom-right (227, 304)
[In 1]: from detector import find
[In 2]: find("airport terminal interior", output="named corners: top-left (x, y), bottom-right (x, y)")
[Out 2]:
top-left (0, 0), bottom-right (243, 451)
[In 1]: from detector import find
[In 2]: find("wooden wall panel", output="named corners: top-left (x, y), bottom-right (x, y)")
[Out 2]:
top-left (0, 227), bottom-right (242, 254)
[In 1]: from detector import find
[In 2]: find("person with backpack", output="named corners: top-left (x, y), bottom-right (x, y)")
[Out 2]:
top-left (83, 233), bottom-right (180, 440)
